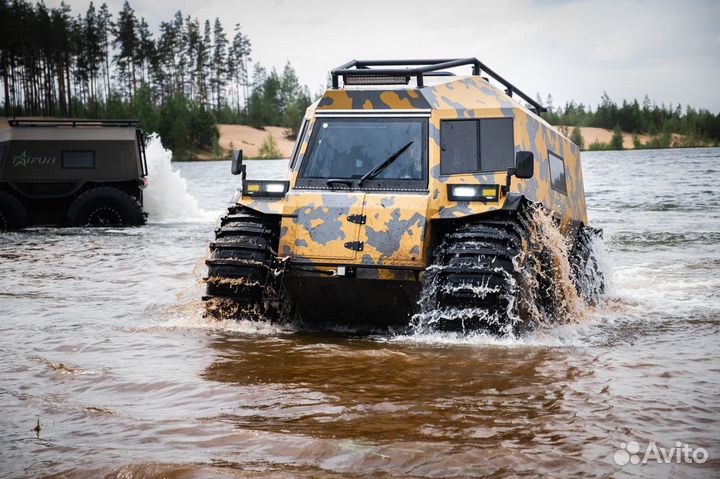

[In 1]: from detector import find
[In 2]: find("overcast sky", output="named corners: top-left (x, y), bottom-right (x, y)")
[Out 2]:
top-left (48, 0), bottom-right (720, 112)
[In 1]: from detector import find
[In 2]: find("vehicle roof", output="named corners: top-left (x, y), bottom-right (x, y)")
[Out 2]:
top-left (315, 75), bottom-right (532, 114)
top-left (0, 126), bottom-right (138, 142)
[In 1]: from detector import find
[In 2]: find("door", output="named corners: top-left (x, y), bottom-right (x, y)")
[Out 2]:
top-left (360, 192), bottom-right (428, 266)
top-left (286, 190), bottom-right (365, 260)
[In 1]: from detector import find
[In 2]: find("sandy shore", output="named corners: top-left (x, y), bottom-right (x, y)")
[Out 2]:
top-left (214, 124), bottom-right (295, 159)
top-left (0, 119), bottom-right (698, 155)
top-left (211, 124), bottom-right (692, 157)
top-left (560, 126), bottom-right (649, 149)
top-left (558, 126), bottom-right (691, 149)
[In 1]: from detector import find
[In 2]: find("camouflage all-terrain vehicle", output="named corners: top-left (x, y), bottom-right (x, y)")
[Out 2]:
top-left (0, 118), bottom-right (148, 230)
top-left (204, 58), bottom-right (602, 333)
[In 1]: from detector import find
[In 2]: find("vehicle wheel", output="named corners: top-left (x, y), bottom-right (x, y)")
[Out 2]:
top-left (0, 190), bottom-right (30, 231)
top-left (66, 187), bottom-right (145, 226)
top-left (204, 206), bottom-right (286, 321)
top-left (415, 210), bottom-right (530, 335)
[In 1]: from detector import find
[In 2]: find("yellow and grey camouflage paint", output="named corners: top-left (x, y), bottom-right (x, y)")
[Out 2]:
top-left (238, 76), bottom-right (588, 275)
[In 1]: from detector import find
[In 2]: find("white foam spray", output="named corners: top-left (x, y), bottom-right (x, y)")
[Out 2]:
top-left (405, 206), bottom-right (612, 346)
top-left (142, 135), bottom-right (216, 223)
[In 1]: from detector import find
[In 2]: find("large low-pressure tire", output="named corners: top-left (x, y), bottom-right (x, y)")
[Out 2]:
top-left (0, 190), bottom-right (30, 231)
top-left (203, 206), bottom-right (285, 321)
top-left (66, 187), bottom-right (144, 226)
top-left (415, 211), bottom-right (530, 335)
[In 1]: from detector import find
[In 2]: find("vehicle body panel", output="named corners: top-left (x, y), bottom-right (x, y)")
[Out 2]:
top-left (236, 75), bottom-right (587, 272)
top-left (283, 191), bottom-right (364, 261)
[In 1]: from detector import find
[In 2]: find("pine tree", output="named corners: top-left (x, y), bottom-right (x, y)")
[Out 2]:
top-left (97, 3), bottom-right (112, 105)
top-left (229, 24), bottom-right (251, 117)
top-left (211, 18), bottom-right (228, 111)
top-left (184, 16), bottom-right (199, 101)
top-left (136, 17), bottom-right (154, 86)
top-left (113, 0), bottom-right (138, 99)
top-left (610, 124), bottom-right (624, 150)
top-left (196, 19), bottom-right (211, 106)
top-left (570, 126), bottom-right (584, 150)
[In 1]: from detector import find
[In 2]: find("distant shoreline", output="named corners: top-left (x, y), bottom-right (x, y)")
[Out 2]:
top-left (1, 119), bottom-right (715, 161)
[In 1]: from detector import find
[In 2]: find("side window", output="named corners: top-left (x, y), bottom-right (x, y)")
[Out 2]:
top-left (440, 120), bottom-right (478, 175)
top-left (440, 118), bottom-right (514, 175)
top-left (548, 150), bottom-right (567, 194)
top-left (479, 118), bottom-right (514, 171)
top-left (62, 151), bottom-right (95, 169)
top-left (290, 119), bottom-right (309, 170)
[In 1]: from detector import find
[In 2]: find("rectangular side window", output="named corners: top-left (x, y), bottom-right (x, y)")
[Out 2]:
top-left (440, 118), bottom-right (514, 175)
top-left (62, 151), bottom-right (95, 169)
top-left (440, 120), bottom-right (479, 175)
top-left (290, 119), bottom-right (309, 170)
top-left (479, 118), bottom-right (514, 171)
top-left (548, 150), bottom-right (567, 194)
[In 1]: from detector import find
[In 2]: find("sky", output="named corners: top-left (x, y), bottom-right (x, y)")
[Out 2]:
top-left (47, 0), bottom-right (720, 112)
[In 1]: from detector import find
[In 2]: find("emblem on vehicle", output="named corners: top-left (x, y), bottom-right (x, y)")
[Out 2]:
top-left (12, 150), bottom-right (56, 168)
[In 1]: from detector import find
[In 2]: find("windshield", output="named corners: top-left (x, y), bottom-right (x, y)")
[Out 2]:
top-left (300, 118), bottom-right (426, 182)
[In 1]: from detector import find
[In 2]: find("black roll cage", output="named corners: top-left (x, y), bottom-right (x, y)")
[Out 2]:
top-left (331, 58), bottom-right (546, 114)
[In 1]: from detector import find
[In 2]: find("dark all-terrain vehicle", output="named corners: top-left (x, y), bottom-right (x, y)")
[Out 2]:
top-left (204, 58), bottom-right (603, 334)
top-left (0, 118), bottom-right (148, 230)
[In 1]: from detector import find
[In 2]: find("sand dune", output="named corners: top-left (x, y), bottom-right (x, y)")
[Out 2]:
top-left (216, 124), bottom-right (295, 159)
top-left (561, 126), bottom-right (649, 149)
top-left (557, 126), bottom-right (689, 150)
top-left (0, 119), bottom-right (692, 157)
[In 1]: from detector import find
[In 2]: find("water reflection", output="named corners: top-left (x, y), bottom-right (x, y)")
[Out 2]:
top-left (200, 333), bottom-right (620, 476)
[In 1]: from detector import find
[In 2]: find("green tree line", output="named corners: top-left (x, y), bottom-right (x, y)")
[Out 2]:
top-left (0, 0), bottom-right (312, 159)
top-left (540, 92), bottom-right (720, 149)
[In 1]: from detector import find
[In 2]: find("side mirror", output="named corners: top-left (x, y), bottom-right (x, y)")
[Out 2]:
top-left (231, 149), bottom-right (246, 177)
top-left (514, 151), bottom-right (534, 179)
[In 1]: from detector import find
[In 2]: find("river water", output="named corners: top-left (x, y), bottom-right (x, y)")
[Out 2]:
top-left (1, 143), bottom-right (718, 478)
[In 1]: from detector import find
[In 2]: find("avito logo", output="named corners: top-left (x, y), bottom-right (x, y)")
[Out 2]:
top-left (614, 441), bottom-right (709, 466)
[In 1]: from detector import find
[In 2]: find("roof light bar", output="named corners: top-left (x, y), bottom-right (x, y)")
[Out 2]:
top-left (344, 75), bottom-right (410, 86)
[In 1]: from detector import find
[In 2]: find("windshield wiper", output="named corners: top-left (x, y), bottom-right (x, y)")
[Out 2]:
top-left (357, 141), bottom-right (414, 187)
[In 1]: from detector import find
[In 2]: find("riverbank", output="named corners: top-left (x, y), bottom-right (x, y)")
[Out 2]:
top-left (199, 123), bottom-right (718, 159)
top-left (2, 119), bottom-right (715, 159)
top-left (558, 125), bottom-right (716, 151)
top-left (202, 124), bottom-right (295, 160)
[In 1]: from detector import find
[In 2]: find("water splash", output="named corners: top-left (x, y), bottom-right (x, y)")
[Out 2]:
top-left (143, 135), bottom-right (216, 223)
top-left (521, 205), bottom-right (587, 327)
top-left (410, 205), bottom-right (608, 338)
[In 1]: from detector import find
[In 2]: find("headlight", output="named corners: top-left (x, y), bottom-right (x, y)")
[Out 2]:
top-left (447, 184), bottom-right (499, 202)
top-left (242, 180), bottom-right (289, 198)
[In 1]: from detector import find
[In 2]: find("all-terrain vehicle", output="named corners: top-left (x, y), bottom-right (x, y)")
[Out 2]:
top-left (0, 118), bottom-right (148, 229)
top-left (204, 58), bottom-right (602, 333)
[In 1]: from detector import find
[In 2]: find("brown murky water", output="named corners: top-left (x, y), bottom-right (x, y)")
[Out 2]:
top-left (1, 145), bottom-right (719, 478)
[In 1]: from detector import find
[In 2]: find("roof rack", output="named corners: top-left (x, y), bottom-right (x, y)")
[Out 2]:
top-left (331, 58), bottom-right (546, 113)
top-left (8, 118), bottom-right (140, 128)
